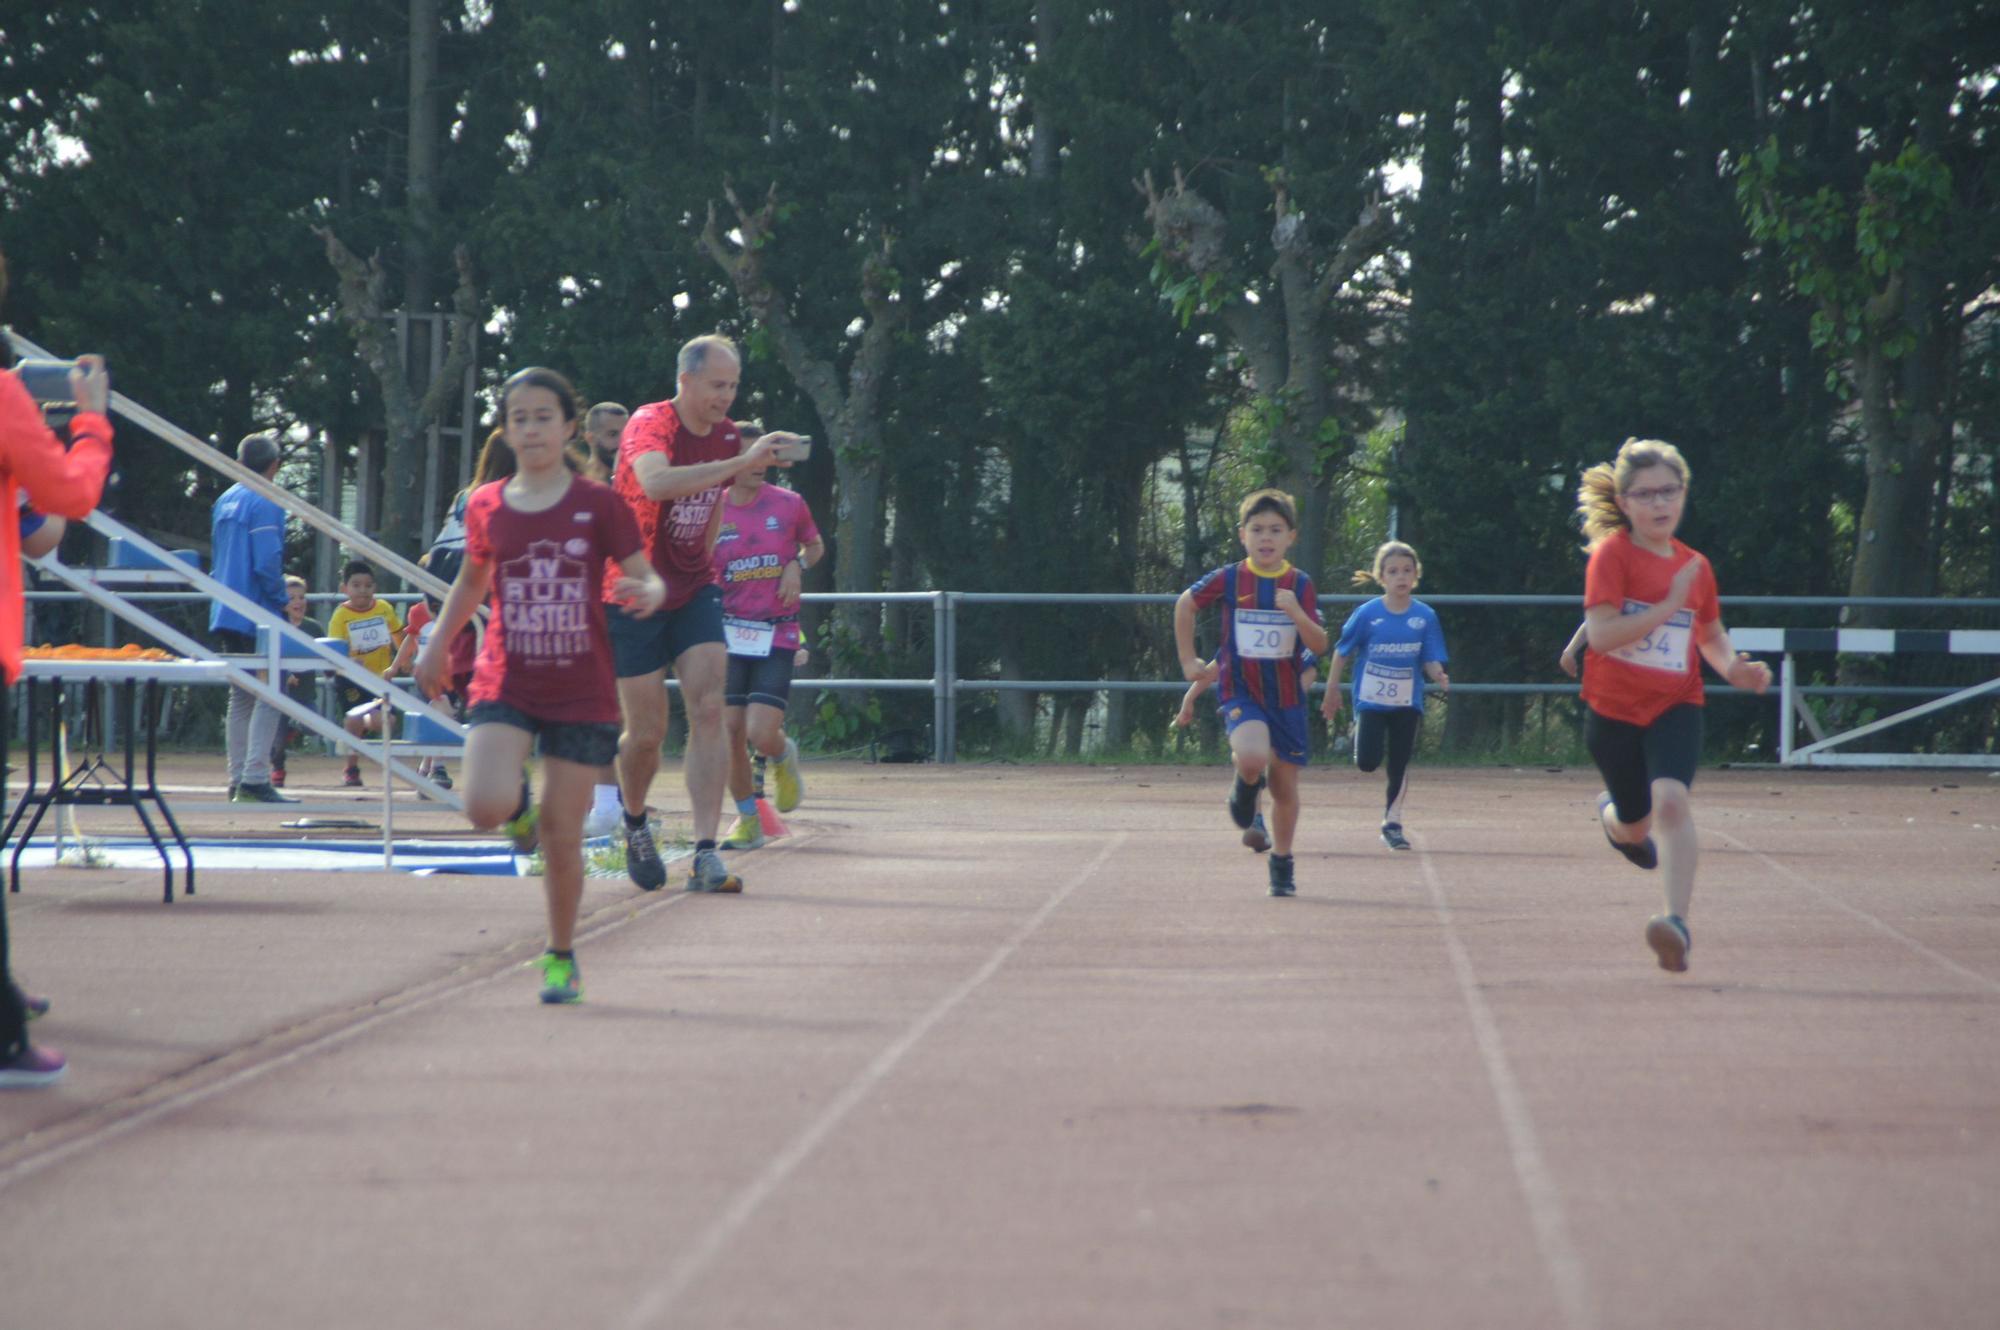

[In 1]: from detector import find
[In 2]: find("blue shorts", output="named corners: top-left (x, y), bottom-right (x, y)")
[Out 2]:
top-left (1218, 695), bottom-right (1310, 767)
top-left (608, 584), bottom-right (725, 679)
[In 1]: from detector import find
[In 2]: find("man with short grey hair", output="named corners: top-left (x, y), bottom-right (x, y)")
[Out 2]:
top-left (581, 401), bottom-right (628, 483)
top-left (603, 334), bottom-right (802, 892)
top-left (208, 433), bottom-right (297, 803)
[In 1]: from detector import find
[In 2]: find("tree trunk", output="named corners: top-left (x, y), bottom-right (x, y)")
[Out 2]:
top-left (382, 0), bottom-right (442, 574)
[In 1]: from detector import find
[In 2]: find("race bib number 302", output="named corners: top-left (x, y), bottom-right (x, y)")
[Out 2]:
top-left (1234, 608), bottom-right (1297, 661)
top-left (724, 616), bottom-right (776, 659)
top-left (1609, 601), bottom-right (1692, 673)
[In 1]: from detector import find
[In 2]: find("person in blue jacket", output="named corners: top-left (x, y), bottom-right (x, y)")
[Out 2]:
top-left (1321, 541), bottom-right (1450, 851)
top-left (209, 432), bottom-right (297, 803)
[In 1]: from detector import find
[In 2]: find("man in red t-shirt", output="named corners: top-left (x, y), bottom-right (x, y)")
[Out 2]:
top-left (604, 333), bottom-right (803, 893)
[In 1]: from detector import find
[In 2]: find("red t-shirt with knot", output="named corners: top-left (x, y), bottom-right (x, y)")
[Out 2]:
top-left (466, 476), bottom-right (641, 723)
top-left (1580, 529), bottom-right (1721, 727)
top-left (602, 400), bottom-right (743, 610)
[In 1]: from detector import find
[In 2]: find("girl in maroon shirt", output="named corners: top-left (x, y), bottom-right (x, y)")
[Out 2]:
top-left (416, 368), bottom-right (664, 1005)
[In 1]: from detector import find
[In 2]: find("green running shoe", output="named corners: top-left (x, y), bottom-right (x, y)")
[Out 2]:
top-left (721, 816), bottom-right (766, 851)
top-left (772, 737), bottom-right (804, 813)
top-left (532, 951), bottom-right (583, 1004)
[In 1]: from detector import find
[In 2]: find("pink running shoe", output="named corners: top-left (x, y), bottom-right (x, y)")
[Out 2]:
top-left (0, 1041), bottom-right (67, 1088)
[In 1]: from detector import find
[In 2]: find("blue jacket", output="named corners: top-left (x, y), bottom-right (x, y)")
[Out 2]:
top-left (208, 483), bottom-right (289, 634)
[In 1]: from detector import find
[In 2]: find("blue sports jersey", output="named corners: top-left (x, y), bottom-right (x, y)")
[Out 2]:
top-left (1336, 596), bottom-right (1449, 712)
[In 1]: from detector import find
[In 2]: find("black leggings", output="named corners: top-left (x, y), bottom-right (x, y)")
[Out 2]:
top-left (1584, 703), bottom-right (1703, 825)
top-left (1, 688), bottom-right (22, 1054)
top-left (1354, 708), bottom-right (1421, 824)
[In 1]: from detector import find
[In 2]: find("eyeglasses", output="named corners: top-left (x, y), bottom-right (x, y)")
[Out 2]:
top-left (1622, 484), bottom-right (1684, 505)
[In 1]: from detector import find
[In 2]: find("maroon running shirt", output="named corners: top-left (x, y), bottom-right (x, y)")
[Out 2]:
top-left (603, 399), bottom-right (743, 610)
top-left (465, 476), bottom-right (642, 723)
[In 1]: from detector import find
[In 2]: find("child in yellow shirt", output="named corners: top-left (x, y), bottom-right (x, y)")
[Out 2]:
top-left (327, 559), bottom-right (405, 786)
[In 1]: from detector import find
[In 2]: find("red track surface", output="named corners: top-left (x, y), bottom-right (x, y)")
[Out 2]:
top-left (3, 761), bottom-right (1997, 1329)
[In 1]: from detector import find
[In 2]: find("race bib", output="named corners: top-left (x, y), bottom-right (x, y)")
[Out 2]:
top-left (1234, 609), bottom-right (1297, 661)
top-left (417, 620), bottom-right (438, 650)
top-left (347, 616), bottom-right (392, 655)
top-left (1358, 661), bottom-right (1417, 708)
top-left (1609, 601), bottom-right (1692, 673)
top-left (724, 616), bottom-right (776, 659)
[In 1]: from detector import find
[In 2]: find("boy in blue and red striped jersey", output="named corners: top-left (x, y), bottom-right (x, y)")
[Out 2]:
top-left (1174, 489), bottom-right (1330, 897)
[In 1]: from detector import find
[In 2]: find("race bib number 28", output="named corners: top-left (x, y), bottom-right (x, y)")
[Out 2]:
top-left (1234, 608), bottom-right (1297, 661)
top-left (1358, 661), bottom-right (1417, 708)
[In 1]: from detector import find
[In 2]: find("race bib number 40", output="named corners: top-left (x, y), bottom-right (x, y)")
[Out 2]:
top-left (1609, 601), bottom-right (1692, 673)
top-left (1358, 661), bottom-right (1417, 708)
top-left (724, 616), bottom-right (776, 659)
top-left (1234, 608), bottom-right (1297, 661)
top-left (347, 616), bottom-right (392, 655)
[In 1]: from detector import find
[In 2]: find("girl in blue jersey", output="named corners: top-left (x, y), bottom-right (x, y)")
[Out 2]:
top-left (1174, 489), bottom-right (1329, 897)
top-left (1321, 541), bottom-right (1450, 851)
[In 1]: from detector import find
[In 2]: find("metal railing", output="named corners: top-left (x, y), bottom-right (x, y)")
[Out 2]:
top-left (22, 575), bottom-right (1996, 766)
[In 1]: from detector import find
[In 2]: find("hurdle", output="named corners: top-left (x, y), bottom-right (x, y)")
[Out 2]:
top-left (1732, 627), bottom-right (2000, 769)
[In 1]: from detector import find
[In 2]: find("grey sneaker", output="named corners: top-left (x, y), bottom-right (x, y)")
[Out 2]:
top-left (232, 782), bottom-right (300, 804)
top-left (1267, 853), bottom-right (1295, 898)
top-left (1241, 812), bottom-right (1270, 854)
top-left (1645, 914), bottom-right (1691, 973)
top-left (686, 848), bottom-right (742, 894)
top-left (1381, 823), bottom-right (1411, 851)
top-left (624, 818), bottom-right (667, 891)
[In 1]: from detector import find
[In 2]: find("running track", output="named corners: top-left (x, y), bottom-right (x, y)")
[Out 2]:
top-left (2, 762), bottom-right (1996, 1329)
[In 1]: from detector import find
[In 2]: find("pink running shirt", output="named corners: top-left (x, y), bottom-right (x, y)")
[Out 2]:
top-left (711, 484), bottom-right (822, 653)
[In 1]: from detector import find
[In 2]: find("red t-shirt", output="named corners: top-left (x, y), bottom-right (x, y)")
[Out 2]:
top-left (0, 372), bottom-right (113, 685)
top-left (1580, 530), bottom-right (1721, 726)
top-left (603, 400), bottom-right (743, 610)
top-left (466, 476), bottom-right (642, 723)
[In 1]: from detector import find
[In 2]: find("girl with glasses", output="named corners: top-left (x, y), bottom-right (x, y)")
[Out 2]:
top-left (1571, 438), bottom-right (1769, 972)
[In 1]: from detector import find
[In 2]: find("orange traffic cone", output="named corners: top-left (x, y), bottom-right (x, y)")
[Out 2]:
top-left (754, 796), bottom-right (789, 839)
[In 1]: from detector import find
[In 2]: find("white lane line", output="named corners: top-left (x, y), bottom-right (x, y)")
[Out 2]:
top-left (1713, 828), bottom-right (2000, 995)
top-left (1417, 849), bottom-right (1595, 1330)
top-left (0, 873), bottom-right (713, 1192)
top-left (612, 832), bottom-right (1127, 1330)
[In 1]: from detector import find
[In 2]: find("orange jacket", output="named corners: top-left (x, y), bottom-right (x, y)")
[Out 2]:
top-left (0, 369), bottom-right (113, 684)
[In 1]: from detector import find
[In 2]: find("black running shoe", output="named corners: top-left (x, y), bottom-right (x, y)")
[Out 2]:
top-left (1597, 792), bottom-right (1657, 870)
top-left (1226, 774), bottom-right (1264, 830)
top-left (1268, 853), bottom-right (1295, 897)
top-left (625, 818), bottom-right (667, 891)
top-left (1242, 812), bottom-right (1271, 853)
top-left (1380, 823), bottom-right (1411, 851)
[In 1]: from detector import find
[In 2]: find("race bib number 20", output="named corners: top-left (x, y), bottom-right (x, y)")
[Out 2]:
top-left (1234, 608), bottom-right (1297, 661)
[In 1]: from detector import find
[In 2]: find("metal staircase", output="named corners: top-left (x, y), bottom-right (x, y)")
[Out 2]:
top-left (8, 330), bottom-right (468, 811)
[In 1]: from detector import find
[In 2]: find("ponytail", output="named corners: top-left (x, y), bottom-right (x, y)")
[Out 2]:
top-left (1576, 438), bottom-right (1691, 549)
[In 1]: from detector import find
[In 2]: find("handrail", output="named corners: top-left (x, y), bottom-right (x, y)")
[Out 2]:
top-left (36, 510), bottom-right (461, 807)
top-left (6, 330), bottom-right (452, 602)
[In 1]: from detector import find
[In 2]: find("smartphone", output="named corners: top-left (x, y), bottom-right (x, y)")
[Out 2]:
top-left (770, 436), bottom-right (813, 463)
top-left (14, 358), bottom-right (78, 407)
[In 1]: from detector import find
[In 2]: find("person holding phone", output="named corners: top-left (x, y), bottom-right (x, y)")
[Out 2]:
top-left (600, 333), bottom-right (806, 895)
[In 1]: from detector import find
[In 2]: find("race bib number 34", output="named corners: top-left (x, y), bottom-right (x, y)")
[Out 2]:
top-left (1609, 601), bottom-right (1692, 673)
top-left (1234, 608), bottom-right (1297, 661)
